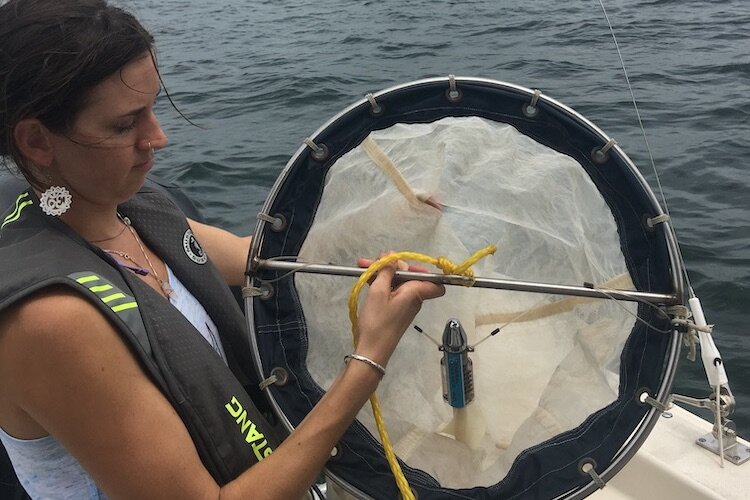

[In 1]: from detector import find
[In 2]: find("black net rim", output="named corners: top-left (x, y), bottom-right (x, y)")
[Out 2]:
top-left (245, 77), bottom-right (683, 499)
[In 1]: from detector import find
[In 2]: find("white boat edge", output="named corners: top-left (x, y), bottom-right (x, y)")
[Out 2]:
top-left (593, 405), bottom-right (749, 499)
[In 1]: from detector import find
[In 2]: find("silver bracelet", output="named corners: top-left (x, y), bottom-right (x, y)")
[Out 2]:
top-left (344, 353), bottom-right (386, 378)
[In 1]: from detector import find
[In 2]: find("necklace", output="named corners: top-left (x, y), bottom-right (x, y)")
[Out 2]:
top-left (89, 219), bottom-right (128, 244)
top-left (111, 214), bottom-right (175, 299)
top-left (102, 249), bottom-right (150, 276)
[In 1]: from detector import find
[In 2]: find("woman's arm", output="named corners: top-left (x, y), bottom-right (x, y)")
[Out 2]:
top-left (0, 263), bottom-right (443, 499)
top-left (0, 289), bottom-right (219, 499)
top-left (187, 218), bottom-right (250, 286)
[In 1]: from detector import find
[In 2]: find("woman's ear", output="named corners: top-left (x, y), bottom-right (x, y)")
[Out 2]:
top-left (13, 118), bottom-right (55, 169)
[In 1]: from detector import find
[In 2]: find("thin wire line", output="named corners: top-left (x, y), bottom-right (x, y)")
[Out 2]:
top-left (595, 287), bottom-right (673, 334)
top-left (256, 256), bottom-right (318, 284)
top-left (597, 0), bottom-right (695, 298)
top-left (473, 289), bottom-right (673, 344)
top-left (410, 286), bottom-right (674, 354)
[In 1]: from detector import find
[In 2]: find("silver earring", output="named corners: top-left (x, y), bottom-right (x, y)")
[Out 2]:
top-left (39, 185), bottom-right (72, 216)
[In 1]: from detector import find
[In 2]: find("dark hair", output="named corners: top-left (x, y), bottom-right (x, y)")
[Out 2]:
top-left (0, 0), bottom-right (155, 183)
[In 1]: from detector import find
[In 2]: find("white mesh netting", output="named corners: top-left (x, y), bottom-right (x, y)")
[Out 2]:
top-left (295, 116), bottom-right (637, 488)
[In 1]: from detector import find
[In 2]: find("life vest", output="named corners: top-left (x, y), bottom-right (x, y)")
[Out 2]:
top-left (0, 186), bottom-right (281, 485)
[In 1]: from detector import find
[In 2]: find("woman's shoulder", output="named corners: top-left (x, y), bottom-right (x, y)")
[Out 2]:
top-left (0, 287), bottom-right (122, 369)
top-left (1, 286), bottom-right (99, 333)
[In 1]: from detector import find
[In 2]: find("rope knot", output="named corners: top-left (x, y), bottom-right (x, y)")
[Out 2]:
top-left (435, 256), bottom-right (467, 276)
top-left (435, 245), bottom-right (497, 280)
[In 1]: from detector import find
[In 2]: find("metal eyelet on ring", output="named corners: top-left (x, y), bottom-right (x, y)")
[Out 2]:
top-left (522, 89), bottom-right (542, 118)
top-left (304, 138), bottom-right (329, 162)
top-left (446, 74), bottom-right (463, 103)
top-left (258, 282), bottom-right (274, 300)
top-left (591, 139), bottom-right (616, 165)
top-left (366, 93), bottom-right (384, 116)
top-left (269, 367), bottom-right (289, 386)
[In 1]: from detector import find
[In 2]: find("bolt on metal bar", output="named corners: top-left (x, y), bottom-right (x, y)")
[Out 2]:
top-left (252, 259), bottom-right (678, 304)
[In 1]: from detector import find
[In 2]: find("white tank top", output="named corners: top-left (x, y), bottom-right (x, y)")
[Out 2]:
top-left (0, 267), bottom-right (225, 499)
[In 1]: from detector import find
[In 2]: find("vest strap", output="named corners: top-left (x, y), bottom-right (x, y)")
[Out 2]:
top-left (68, 271), bottom-right (152, 357)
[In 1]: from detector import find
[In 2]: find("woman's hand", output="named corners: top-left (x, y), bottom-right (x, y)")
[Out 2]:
top-left (353, 257), bottom-right (445, 367)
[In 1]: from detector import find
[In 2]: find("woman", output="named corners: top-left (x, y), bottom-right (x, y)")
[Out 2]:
top-left (0, 1), bottom-right (444, 498)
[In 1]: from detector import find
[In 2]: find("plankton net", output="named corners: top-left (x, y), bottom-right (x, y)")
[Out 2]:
top-left (245, 77), bottom-right (682, 499)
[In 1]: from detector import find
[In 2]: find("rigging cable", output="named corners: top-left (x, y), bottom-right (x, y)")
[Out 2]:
top-left (596, 0), bottom-right (695, 299)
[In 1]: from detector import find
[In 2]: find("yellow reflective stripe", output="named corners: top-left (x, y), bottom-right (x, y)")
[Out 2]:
top-left (76, 275), bottom-right (100, 284)
top-left (3, 192), bottom-right (29, 220)
top-left (1, 200), bottom-right (33, 229)
top-left (2, 192), bottom-right (30, 224)
top-left (111, 302), bottom-right (138, 312)
top-left (101, 292), bottom-right (126, 303)
top-left (71, 273), bottom-right (138, 314)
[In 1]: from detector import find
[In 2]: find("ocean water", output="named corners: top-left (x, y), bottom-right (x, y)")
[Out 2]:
top-left (127, 0), bottom-right (750, 434)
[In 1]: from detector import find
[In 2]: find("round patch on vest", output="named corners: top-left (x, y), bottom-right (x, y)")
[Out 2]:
top-left (183, 229), bottom-right (208, 264)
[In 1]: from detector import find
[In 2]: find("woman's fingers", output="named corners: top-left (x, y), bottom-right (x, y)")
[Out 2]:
top-left (405, 280), bottom-right (445, 301)
top-left (357, 257), bottom-right (430, 274)
top-left (353, 254), bottom-right (446, 366)
top-left (368, 261), bottom-right (397, 296)
top-left (357, 257), bottom-right (374, 268)
top-left (357, 256), bottom-right (433, 292)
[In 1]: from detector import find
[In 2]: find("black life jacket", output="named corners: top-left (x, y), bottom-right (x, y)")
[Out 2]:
top-left (0, 186), bottom-right (281, 485)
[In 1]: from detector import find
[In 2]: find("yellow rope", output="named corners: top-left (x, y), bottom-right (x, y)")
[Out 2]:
top-left (346, 245), bottom-right (496, 499)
